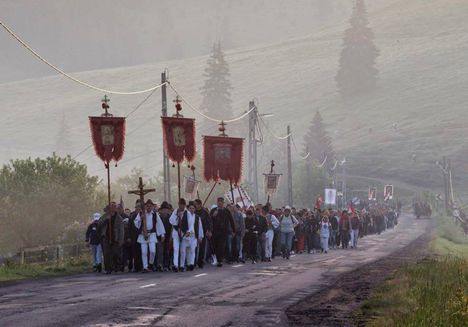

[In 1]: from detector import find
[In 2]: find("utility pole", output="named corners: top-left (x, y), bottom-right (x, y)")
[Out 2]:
top-left (248, 100), bottom-right (259, 203)
top-left (161, 70), bottom-right (171, 203)
top-left (443, 156), bottom-right (448, 213)
top-left (305, 145), bottom-right (312, 204)
top-left (287, 125), bottom-right (293, 206)
top-left (342, 160), bottom-right (347, 208)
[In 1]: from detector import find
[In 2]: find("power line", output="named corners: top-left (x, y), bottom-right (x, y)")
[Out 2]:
top-left (0, 20), bottom-right (167, 95)
top-left (168, 82), bottom-right (256, 123)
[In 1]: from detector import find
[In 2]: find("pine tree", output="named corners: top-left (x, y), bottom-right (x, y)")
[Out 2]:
top-left (336, 0), bottom-right (379, 99)
top-left (199, 41), bottom-right (233, 134)
top-left (303, 111), bottom-right (335, 166)
top-left (55, 113), bottom-right (72, 156)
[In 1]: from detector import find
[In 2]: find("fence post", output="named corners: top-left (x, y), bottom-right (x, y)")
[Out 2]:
top-left (20, 249), bottom-right (25, 265)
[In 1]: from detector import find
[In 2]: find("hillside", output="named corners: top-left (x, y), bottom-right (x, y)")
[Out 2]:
top-left (1, 0), bottom-right (467, 198)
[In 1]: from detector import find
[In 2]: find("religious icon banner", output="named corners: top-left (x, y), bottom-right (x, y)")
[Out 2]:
top-left (161, 117), bottom-right (196, 163)
top-left (184, 175), bottom-right (200, 200)
top-left (384, 184), bottom-right (394, 201)
top-left (89, 116), bottom-right (126, 163)
top-left (324, 188), bottom-right (337, 205)
top-left (203, 135), bottom-right (244, 184)
top-left (264, 174), bottom-right (282, 196)
top-left (368, 187), bottom-right (377, 201)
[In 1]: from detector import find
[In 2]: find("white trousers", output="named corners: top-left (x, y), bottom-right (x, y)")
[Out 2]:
top-left (265, 230), bottom-right (274, 259)
top-left (180, 237), bottom-right (197, 267)
top-left (140, 242), bottom-right (156, 269)
top-left (172, 230), bottom-right (181, 267)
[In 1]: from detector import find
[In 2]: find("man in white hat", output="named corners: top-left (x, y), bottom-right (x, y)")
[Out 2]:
top-left (85, 213), bottom-right (103, 272)
top-left (134, 199), bottom-right (166, 272)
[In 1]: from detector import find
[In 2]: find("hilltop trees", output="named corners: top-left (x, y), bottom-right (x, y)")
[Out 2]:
top-left (303, 111), bottom-right (335, 166)
top-left (336, 0), bottom-right (379, 99)
top-left (199, 42), bottom-right (233, 134)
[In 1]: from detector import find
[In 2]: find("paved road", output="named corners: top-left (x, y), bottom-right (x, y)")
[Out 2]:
top-left (0, 215), bottom-right (429, 327)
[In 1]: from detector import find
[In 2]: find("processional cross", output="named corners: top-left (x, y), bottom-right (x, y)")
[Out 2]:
top-left (128, 177), bottom-right (156, 240)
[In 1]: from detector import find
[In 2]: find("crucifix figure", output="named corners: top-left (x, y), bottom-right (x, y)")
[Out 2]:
top-left (128, 177), bottom-right (156, 240)
top-left (101, 95), bottom-right (112, 117)
top-left (173, 96), bottom-right (183, 118)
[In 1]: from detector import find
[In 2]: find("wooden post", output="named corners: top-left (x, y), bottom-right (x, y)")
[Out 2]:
top-left (203, 182), bottom-right (218, 207)
top-left (20, 249), bottom-right (25, 265)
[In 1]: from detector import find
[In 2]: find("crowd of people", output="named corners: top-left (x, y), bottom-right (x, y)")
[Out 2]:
top-left (85, 197), bottom-right (400, 274)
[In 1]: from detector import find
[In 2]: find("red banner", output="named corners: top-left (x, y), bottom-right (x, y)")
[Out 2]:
top-left (161, 117), bottom-right (196, 163)
top-left (89, 116), bottom-right (126, 163)
top-left (203, 135), bottom-right (244, 184)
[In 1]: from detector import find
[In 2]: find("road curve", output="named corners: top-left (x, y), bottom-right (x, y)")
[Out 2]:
top-left (0, 214), bottom-right (429, 327)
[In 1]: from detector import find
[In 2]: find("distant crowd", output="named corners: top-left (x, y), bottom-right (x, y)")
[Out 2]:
top-left (86, 198), bottom-right (401, 274)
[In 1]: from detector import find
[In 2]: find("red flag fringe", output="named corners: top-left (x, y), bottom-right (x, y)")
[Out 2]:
top-left (203, 135), bottom-right (244, 184)
top-left (161, 117), bottom-right (196, 163)
top-left (89, 116), bottom-right (126, 163)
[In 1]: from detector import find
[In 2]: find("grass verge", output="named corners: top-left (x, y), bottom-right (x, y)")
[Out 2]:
top-left (355, 215), bottom-right (468, 326)
top-left (0, 255), bottom-right (91, 284)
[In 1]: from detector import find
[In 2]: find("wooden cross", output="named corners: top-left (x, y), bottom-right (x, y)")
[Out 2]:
top-left (173, 96), bottom-right (182, 117)
top-left (101, 95), bottom-right (111, 116)
top-left (128, 177), bottom-right (156, 239)
top-left (128, 177), bottom-right (156, 203)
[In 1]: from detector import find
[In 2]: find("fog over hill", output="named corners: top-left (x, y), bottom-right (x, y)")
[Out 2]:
top-left (1, 0), bottom-right (467, 198)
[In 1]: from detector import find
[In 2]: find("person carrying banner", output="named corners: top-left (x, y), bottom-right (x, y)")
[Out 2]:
top-left (210, 197), bottom-right (236, 267)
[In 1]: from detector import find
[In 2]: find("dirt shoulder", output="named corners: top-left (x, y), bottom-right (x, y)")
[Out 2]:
top-left (286, 226), bottom-right (432, 327)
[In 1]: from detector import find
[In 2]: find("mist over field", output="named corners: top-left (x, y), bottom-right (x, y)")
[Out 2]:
top-left (1, 0), bottom-right (467, 200)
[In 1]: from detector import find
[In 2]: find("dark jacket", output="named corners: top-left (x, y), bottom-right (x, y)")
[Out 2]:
top-left (210, 207), bottom-right (236, 236)
top-left (245, 216), bottom-right (261, 236)
top-left (97, 212), bottom-right (125, 246)
top-left (196, 208), bottom-right (212, 234)
top-left (85, 222), bottom-right (100, 245)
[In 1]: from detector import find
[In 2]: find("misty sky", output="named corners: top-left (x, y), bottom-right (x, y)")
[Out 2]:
top-left (0, 0), bottom-right (356, 83)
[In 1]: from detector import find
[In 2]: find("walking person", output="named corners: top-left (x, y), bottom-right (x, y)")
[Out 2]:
top-left (244, 209), bottom-right (260, 263)
top-left (179, 201), bottom-right (204, 271)
top-left (195, 199), bottom-right (212, 269)
top-left (134, 199), bottom-right (166, 273)
top-left (97, 202), bottom-right (125, 274)
top-left (158, 201), bottom-right (172, 271)
top-left (329, 212), bottom-right (339, 249)
top-left (85, 213), bottom-right (103, 272)
top-left (210, 197), bottom-right (236, 267)
top-left (279, 206), bottom-right (297, 259)
top-left (169, 198), bottom-right (187, 272)
top-left (231, 204), bottom-right (246, 263)
top-left (263, 205), bottom-right (279, 262)
top-left (350, 212), bottom-right (361, 249)
top-left (339, 209), bottom-right (351, 249)
top-left (320, 215), bottom-right (331, 253)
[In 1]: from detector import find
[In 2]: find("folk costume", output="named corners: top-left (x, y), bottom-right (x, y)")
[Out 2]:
top-left (134, 207), bottom-right (166, 272)
top-left (179, 210), bottom-right (204, 270)
top-left (169, 207), bottom-right (186, 271)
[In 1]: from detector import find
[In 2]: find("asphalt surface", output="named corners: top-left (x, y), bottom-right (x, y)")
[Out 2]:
top-left (0, 214), bottom-right (429, 327)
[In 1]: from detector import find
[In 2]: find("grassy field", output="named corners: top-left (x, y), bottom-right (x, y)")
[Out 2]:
top-left (0, 255), bottom-right (91, 284)
top-left (356, 214), bottom-right (468, 326)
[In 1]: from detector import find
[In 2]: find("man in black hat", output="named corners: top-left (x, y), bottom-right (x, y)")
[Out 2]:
top-left (134, 199), bottom-right (166, 272)
top-left (210, 197), bottom-right (236, 267)
top-left (128, 199), bottom-right (143, 272)
top-left (169, 198), bottom-right (187, 272)
top-left (158, 201), bottom-right (172, 271)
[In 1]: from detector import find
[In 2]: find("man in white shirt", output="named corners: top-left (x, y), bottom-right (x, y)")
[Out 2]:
top-left (169, 198), bottom-right (187, 272)
top-left (134, 199), bottom-right (165, 273)
top-left (179, 201), bottom-right (204, 271)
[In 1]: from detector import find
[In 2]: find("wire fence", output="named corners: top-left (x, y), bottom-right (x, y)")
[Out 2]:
top-left (0, 243), bottom-right (88, 266)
